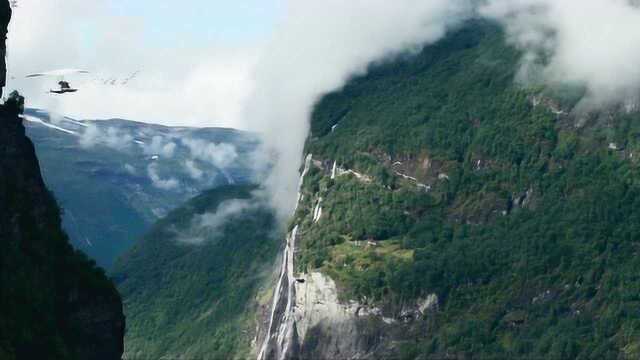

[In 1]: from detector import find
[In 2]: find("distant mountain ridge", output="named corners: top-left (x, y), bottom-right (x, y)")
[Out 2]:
top-left (24, 108), bottom-right (260, 269)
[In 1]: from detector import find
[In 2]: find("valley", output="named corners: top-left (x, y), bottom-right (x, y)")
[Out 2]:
top-left (4, 1), bottom-right (640, 359)
top-left (24, 108), bottom-right (259, 269)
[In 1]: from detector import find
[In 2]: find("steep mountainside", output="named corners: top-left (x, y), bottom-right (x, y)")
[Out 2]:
top-left (258, 21), bottom-right (640, 359)
top-left (112, 185), bottom-right (279, 359)
top-left (0, 100), bottom-right (124, 358)
top-left (0, 0), bottom-right (7, 97)
top-left (24, 108), bottom-right (258, 269)
top-left (0, 2), bottom-right (124, 358)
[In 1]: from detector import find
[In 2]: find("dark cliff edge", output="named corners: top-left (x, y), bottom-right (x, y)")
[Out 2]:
top-left (0, 0), bottom-right (8, 97)
top-left (0, 1), bottom-right (125, 359)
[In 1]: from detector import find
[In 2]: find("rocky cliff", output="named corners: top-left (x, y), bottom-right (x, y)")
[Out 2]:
top-left (0, 0), bottom-right (9, 97)
top-left (0, 1), bottom-right (125, 358)
top-left (256, 156), bottom-right (437, 360)
top-left (0, 102), bottom-right (125, 360)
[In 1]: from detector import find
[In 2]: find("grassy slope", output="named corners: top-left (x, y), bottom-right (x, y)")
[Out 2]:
top-left (112, 185), bottom-right (279, 359)
top-left (296, 21), bottom-right (640, 358)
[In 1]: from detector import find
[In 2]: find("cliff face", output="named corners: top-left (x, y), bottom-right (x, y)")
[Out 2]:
top-left (0, 1), bottom-right (125, 358)
top-left (0, 0), bottom-right (9, 96)
top-left (258, 21), bottom-right (640, 359)
top-left (256, 156), bottom-right (435, 360)
top-left (0, 104), bottom-right (125, 360)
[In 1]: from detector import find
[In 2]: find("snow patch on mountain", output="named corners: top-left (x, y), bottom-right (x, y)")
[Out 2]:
top-left (22, 114), bottom-right (78, 135)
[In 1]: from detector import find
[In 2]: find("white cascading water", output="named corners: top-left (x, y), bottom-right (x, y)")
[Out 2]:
top-left (257, 154), bottom-right (312, 360)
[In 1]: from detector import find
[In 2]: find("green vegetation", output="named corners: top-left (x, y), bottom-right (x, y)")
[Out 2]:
top-left (295, 21), bottom-right (640, 358)
top-left (112, 185), bottom-right (279, 359)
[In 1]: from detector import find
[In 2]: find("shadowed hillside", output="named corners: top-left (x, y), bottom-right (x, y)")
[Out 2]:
top-left (0, 2), bottom-right (125, 358)
top-left (113, 185), bottom-right (279, 359)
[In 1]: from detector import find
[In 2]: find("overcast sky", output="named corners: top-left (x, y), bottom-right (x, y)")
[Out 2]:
top-left (7, 0), bottom-right (283, 128)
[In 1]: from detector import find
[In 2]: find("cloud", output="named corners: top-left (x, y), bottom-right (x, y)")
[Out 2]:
top-left (177, 199), bottom-right (256, 245)
top-left (142, 136), bottom-right (177, 158)
top-left (124, 163), bottom-right (137, 175)
top-left (184, 160), bottom-right (204, 180)
top-left (480, 0), bottom-right (640, 109)
top-left (241, 0), bottom-right (473, 220)
top-left (7, 0), bottom-right (260, 129)
top-left (181, 138), bottom-right (238, 168)
top-left (78, 125), bottom-right (134, 150)
top-left (147, 163), bottom-right (180, 190)
top-left (77, 125), bottom-right (100, 148)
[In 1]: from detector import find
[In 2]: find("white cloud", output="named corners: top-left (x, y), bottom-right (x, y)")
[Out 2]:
top-left (77, 125), bottom-right (100, 148)
top-left (147, 163), bottom-right (180, 190)
top-left (242, 0), bottom-right (472, 220)
top-left (124, 163), bottom-right (137, 175)
top-left (6, 0), bottom-right (259, 129)
top-left (480, 0), bottom-right (640, 109)
top-left (78, 125), bottom-right (133, 150)
top-left (181, 138), bottom-right (238, 168)
top-left (142, 136), bottom-right (177, 158)
top-left (184, 159), bottom-right (204, 180)
top-left (178, 199), bottom-right (256, 245)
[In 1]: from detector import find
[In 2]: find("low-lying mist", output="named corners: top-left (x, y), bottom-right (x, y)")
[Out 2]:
top-left (481, 0), bottom-right (640, 111)
top-left (242, 0), bottom-right (473, 221)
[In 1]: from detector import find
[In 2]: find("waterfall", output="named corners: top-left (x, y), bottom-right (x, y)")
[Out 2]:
top-left (257, 154), bottom-right (312, 360)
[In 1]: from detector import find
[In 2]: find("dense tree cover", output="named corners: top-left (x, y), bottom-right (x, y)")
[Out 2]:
top-left (112, 185), bottom-right (279, 359)
top-left (295, 21), bottom-right (640, 358)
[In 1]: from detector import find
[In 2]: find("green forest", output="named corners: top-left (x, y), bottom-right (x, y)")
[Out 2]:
top-left (293, 21), bottom-right (640, 359)
top-left (112, 185), bottom-right (279, 359)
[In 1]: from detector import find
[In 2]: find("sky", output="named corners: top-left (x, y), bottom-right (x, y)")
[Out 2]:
top-left (6, 0), bottom-right (283, 128)
top-left (106, 0), bottom-right (282, 46)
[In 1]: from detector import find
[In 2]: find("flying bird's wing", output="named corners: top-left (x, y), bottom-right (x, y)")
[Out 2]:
top-left (26, 69), bottom-right (90, 78)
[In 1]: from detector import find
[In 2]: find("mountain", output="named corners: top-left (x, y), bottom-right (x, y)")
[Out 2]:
top-left (23, 108), bottom-right (258, 269)
top-left (255, 20), bottom-right (640, 359)
top-left (112, 185), bottom-right (279, 359)
top-left (0, 2), bottom-right (124, 358)
top-left (0, 21), bottom-right (125, 360)
top-left (0, 107), bottom-right (125, 359)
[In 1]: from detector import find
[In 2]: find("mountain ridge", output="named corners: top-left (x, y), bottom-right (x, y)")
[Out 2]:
top-left (24, 108), bottom-right (259, 269)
